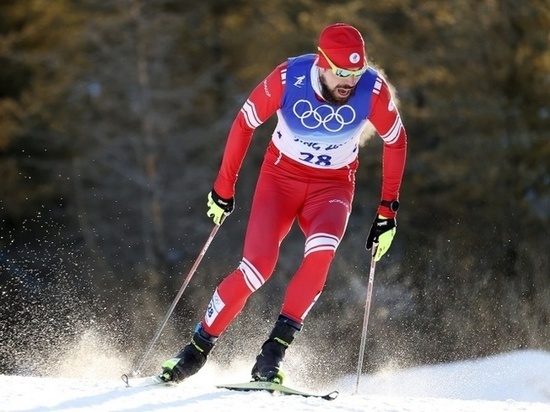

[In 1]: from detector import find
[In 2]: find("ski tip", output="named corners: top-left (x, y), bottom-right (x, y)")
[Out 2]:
top-left (323, 390), bottom-right (339, 401)
top-left (123, 374), bottom-right (167, 388)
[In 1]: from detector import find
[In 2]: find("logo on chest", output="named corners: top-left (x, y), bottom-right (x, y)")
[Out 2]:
top-left (292, 99), bottom-right (356, 132)
top-left (293, 75), bottom-right (306, 87)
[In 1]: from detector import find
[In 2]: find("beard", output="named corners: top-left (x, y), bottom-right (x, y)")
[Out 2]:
top-left (319, 76), bottom-right (356, 105)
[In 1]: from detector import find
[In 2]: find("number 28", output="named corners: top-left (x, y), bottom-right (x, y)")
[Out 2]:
top-left (299, 152), bottom-right (332, 166)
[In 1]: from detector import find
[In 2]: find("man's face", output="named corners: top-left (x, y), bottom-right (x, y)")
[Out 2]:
top-left (319, 68), bottom-right (360, 105)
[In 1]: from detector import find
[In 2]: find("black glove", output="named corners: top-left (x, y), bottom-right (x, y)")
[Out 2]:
top-left (365, 214), bottom-right (397, 261)
top-left (207, 189), bottom-right (235, 225)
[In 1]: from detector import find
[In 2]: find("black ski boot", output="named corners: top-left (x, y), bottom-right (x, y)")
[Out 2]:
top-left (251, 315), bottom-right (302, 384)
top-left (160, 324), bottom-right (216, 383)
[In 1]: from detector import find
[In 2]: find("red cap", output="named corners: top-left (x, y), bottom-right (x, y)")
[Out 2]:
top-left (317, 23), bottom-right (366, 69)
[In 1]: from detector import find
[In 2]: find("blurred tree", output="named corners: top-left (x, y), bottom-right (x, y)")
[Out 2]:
top-left (0, 0), bottom-right (85, 229)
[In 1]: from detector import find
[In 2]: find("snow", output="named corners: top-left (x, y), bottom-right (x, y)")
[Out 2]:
top-left (2, 349), bottom-right (550, 411)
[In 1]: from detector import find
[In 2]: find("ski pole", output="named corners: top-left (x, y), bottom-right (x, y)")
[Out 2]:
top-left (131, 223), bottom-right (222, 375)
top-left (354, 244), bottom-right (377, 394)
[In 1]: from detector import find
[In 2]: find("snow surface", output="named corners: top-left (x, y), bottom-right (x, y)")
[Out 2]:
top-left (2, 349), bottom-right (550, 411)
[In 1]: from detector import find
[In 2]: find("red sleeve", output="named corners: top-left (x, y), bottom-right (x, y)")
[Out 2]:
top-left (368, 76), bottom-right (407, 218)
top-left (213, 63), bottom-right (287, 199)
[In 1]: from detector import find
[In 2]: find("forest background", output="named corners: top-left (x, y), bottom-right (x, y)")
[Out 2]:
top-left (0, 0), bottom-right (549, 379)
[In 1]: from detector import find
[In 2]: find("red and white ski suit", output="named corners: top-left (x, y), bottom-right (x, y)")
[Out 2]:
top-left (201, 55), bottom-right (407, 336)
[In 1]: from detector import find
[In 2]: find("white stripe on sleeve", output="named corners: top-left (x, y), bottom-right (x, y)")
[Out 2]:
top-left (240, 99), bottom-right (262, 129)
top-left (381, 115), bottom-right (403, 145)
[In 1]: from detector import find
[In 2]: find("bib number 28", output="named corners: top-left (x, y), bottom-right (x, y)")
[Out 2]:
top-left (299, 152), bottom-right (332, 166)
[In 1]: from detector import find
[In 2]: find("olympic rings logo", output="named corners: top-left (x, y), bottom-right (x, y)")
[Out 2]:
top-left (292, 99), bottom-right (356, 132)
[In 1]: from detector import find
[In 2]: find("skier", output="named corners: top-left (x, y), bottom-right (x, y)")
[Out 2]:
top-left (160, 22), bottom-right (407, 384)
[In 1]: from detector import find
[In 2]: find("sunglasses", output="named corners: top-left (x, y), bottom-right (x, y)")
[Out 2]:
top-left (317, 47), bottom-right (368, 78)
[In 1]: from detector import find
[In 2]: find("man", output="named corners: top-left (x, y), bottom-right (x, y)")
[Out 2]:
top-left (160, 22), bottom-right (407, 384)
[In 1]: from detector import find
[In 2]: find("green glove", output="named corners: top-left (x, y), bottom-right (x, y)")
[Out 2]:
top-left (365, 214), bottom-right (396, 261)
top-left (207, 190), bottom-right (234, 225)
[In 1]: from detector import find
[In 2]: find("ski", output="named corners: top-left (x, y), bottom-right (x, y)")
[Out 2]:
top-left (121, 374), bottom-right (339, 401)
top-left (216, 381), bottom-right (339, 401)
top-left (121, 374), bottom-right (169, 388)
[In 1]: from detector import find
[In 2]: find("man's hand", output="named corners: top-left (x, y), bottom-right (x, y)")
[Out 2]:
top-left (207, 190), bottom-right (235, 225)
top-left (365, 214), bottom-right (396, 262)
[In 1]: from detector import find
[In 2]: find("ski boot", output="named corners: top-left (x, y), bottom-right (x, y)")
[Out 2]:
top-left (251, 314), bottom-right (302, 384)
top-left (160, 324), bottom-right (216, 383)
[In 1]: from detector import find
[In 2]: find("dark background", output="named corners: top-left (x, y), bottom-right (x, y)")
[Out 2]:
top-left (0, 0), bottom-right (548, 380)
